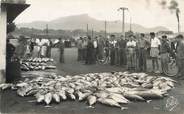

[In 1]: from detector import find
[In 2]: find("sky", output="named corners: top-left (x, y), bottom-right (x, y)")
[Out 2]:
top-left (11, 0), bottom-right (184, 32)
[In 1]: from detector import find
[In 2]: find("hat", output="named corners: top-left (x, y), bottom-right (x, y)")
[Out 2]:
top-left (150, 32), bottom-right (155, 36)
top-left (162, 35), bottom-right (167, 39)
top-left (176, 34), bottom-right (184, 39)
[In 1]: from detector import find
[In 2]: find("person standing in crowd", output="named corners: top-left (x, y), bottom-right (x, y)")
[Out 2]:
top-left (40, 39), bottom-right (48, 57)
top-left (37, 38), bottom-right (43, 57)
top-left (150, 32), bottom-right (161, 73)
top-left (59, 39), bottom-right (65, 63)
top-left (119, 36), bottom-right (127, 66)
top-left (24, 40), bottom-right (31, 58)
top-left (137, 33), bottom-right (147, 72)
top-left (15, 36), bottom-right (27, 59)
top-left (6, 39), bottom-right (16, 62)
top-left (46, 39), bottom-right (52, 58)
top-left (93, 37), bottom-right (98, 63)
top-left (77, 37), bottom-right (83, 61)
top-left (115, 38), bottom-right (120, 66)
top-left (30, 38), bottom-right (35, 56)
top-left (82, 37), bottom-right (88, 61)
top-left (110, 35), bottom-right (116, 65)
top-left (176, 34), bottom-right (184, 78)
top-left (97, 36), bottom-right (104, 60)
top-left (170, 38), bottom-right (178, 59)
top-left (160, 35), bottom-right (170, 73)
top-left (126, 35), bottom-right (137, 70)
top-left (86, 36), bottom-right (95, 65)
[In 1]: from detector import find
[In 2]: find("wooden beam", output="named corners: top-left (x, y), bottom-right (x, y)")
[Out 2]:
top-left (0, 4), bottom-right (7, 83)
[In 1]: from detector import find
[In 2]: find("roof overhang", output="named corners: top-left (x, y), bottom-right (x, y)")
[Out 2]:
top-left (1, 2), bottom-right (30, 23)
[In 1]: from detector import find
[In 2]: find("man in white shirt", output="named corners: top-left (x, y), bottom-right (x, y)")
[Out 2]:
top-left (93, 37), bottom-right (98, 63)
top-left (150, 32), bottom-right (161, 73)
top-left (126, 35), bottom-right (137, 70)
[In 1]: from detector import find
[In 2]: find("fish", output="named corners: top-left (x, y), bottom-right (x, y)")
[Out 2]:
top-left (131, 90), bottom-right (163, 99)
top-left (98, 98), bottom-right (121, 108)
top-left (35, 93), bottom-right (45, 103)
top-left (105, 87), bottom-right (123, 94)
top-left (108, 93), bottom-right (129, 104)
top-left (77, 91), bottom-right (91, 101)
top-left (59, 90), bottom-right (67, 100)
top-left (44, 92), bottom-right (52, 105)
top-left (12, 71), bottom-right (175, 109)
top-left (142, 83), bottom-right (153, 89)
top-left (52, 93), bottom-right (60, 103)
top-left (68, 93), bottom-right (76, 100)
top-left (17, 88), bottom-right (27, 97)
top-left (95, 91), bottom-right (109, 98)
top-left (0, 83), bottom-right (13, 90)
top-left (87, 95), bottom-right (97, 106)
top-left (124, 92), bottom-right (145, 101)
top-left (26, 89), bottom-right (38, 96)
top-left (16, 83), bottom-right (28, 88)
top-left (65, 88), bottom-right (75, 94)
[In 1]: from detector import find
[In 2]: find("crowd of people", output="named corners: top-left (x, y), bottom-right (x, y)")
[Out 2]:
top-left (6, 36), bottom-right (65, 63)
top-left (77, 33), bottom-right (184, 78)
top-left (6, 33), bottom-right (184, 78)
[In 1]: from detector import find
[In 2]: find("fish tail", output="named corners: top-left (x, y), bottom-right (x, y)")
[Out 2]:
top-left (88, 106), bottom-right (95, 108)
top-left (121, 107), bottom-right (128, 110)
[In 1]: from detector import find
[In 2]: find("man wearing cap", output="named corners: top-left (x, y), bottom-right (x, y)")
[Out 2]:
top-left (160, 35), bottom-right (170, 73)
top-left (119, 35), bottom-right (127, 66)
top-left (137, 33), bottom-right (147, 72)
top-left (176, 34), bottom-right (184, 78)
top-left (150, 32), bottom-right (161, 73)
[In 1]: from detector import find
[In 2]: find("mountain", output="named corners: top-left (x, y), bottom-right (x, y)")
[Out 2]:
top-left (17, 14), bottom-right (169, 33)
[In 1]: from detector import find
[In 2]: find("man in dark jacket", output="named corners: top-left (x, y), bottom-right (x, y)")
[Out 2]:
top-left (86, 36), bottom-right (95, 65)
top-left (59, 39), bottom-right (65, 63)
top-left (137, 33), bottom-right (147, 72)
top-left (176, 34), bottom-right (184, 78)
top-left (6, 39), bottom-right (15, 63)
top-left (119, 36), bottom-right (127, 66)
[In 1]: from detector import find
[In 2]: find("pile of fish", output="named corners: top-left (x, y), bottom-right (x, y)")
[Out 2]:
top-left (21, 57), bottom-right (56, 71)
top-left (0, 72), bottom-right (176, 109)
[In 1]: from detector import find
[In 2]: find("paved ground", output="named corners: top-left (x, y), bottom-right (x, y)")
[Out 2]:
top-left (1, 48), bottom-right (184, 114)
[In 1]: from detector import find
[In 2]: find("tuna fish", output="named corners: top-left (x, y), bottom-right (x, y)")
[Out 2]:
top-left (87, 95), bottom-right (97, 106)
top-left (35, 93), bottom-right (45, 103)
top-left (44, 92), bottom-right (52, 105)
top-left (59, 90), bottom-right (67, 100)
top-left (95, 91), bottom-right (109, 98)
top-left (98, 98), bottom-right (121, 108)
top-left (76, 91), bottom-right (91, 101)
top-left (108, 93), bottom-right (130, 104)
top-left (68, 93), bottom-right (76, 100)
top-left (124, 92), bottom-right (145, 101)
top-left (52, 93), bottom-right (60, 103)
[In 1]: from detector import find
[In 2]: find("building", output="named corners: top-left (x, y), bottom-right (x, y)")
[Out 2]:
top-left (0, 0), bottom-right (30, 83)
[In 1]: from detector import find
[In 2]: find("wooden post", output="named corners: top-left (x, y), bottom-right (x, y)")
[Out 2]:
top-left (0, 4), bottom-right (7, 84)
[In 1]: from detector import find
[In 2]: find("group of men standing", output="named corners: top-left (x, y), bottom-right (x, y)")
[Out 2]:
top-left (77, 36), bottom-right (98, 64)
top-left (77, 33), bottom-right (184, 78)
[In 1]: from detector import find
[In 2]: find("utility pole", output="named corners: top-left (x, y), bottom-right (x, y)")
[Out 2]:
top-left (130, 16), bottom-right (132, 32)
top-left (46, 24), bottom-right (48, 39)
top-left (176, 8), bottom-right (180, 33)
top-left (105, 21), bottom-right (107, 39)
top-left (87, 24), bottom-right (89, 36)
top-left (118, 7), bottom-right (128, 37)
top-left (92, 28), bottom-right (94, 38)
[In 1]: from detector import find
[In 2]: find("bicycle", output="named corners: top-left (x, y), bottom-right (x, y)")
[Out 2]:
top-left (162, 54), bottom-right (178, 77)
top-left (97, 47), bottom-right (111, 65)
